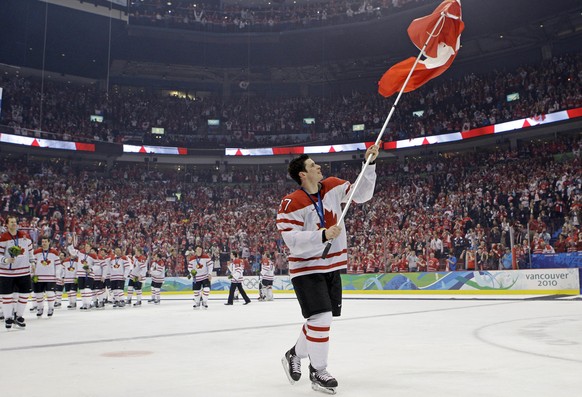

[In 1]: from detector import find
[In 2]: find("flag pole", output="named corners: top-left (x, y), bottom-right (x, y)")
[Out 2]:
top-left (322, 12), bottom-right (448, 259)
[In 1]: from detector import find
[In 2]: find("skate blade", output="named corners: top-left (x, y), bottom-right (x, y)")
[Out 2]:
top-left (281, 356), bottom-right (296, 385)
top-left (311, 383), bottom-right (336, 395)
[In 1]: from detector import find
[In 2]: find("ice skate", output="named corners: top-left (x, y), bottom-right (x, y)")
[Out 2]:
top-left (193, 303), bottom-right (200, 309)
top-left (133, 301), bottom-right (142, 307)
top-left (67, 303), bottom-right (77, 310)
top-left (47, 309), bottom-right (54, 317)
top-left (5, 317), bottom-right (14, 329)
top-left (281, 347), bottom-right (301, 384)
top-left (54, 302), bottom-right (62, 308)
top-left (0, 313), bottom-right (4, 321)
top-left (14, 315), bottom-right (26, 329)
top-left (309, 365), bottom-right (337, 395)
top-left (29, 306), bottom-right (37, 312)
top-left (37, 308), bottom-right (44, 317)
top-left (202, 302), bottom-right (208, 309)
top-left (154, 299), bottom-right (160, 305)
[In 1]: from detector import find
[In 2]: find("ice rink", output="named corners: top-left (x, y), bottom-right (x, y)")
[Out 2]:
top-left (1, 293), bottom-right (581, 397)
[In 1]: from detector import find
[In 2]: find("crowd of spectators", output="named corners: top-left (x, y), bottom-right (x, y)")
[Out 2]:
top-left (128, 0), bottom-right (430, 33)
top-left (1, 54), bottom-right (581, 149)
top-left (1, 135), bottom-right (580, 276)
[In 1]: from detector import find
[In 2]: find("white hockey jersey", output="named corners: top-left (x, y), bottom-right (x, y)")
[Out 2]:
top-left (0, 230), bottom-right (34, 278)
top-left (276, 165), bottom-right (376, 279)
top-left (33, 248), bottom-right (62, 283)
top-left (187, 254), bottom-right (214, 283)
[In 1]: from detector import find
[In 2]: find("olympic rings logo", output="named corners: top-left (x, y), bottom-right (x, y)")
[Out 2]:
top-left (243, 277), bottom-right (260, 288)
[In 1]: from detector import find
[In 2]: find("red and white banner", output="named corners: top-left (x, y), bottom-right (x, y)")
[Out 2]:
top-left (0, 133), bottom-right (95, 152)
top-left (226, 107), bottom-right (582, 156)
top-left (2, 107), bottom-right (580, 157)
top-left (123, 144), bottom-right (188, 155)
top-left (225, 142), bottom-right (372, 157)
top-left (386, 108), bottom-right (576, 149)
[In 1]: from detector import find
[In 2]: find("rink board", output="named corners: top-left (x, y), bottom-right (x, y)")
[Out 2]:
top-left (63, 268), bottom-right (580, 296)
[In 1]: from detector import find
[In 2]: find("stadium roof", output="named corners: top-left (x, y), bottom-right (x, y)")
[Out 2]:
top-left (0, 0), bottom-right (581, 85)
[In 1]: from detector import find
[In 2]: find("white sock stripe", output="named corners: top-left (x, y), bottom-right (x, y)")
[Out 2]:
top-left (305, 328), bottom-right (330, 339)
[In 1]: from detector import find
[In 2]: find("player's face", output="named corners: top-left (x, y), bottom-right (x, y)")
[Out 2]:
top-left (196, 247), bottom-right (203, 256)
top-left (42, 239), bottom-right (50, 250)
top-left (115, 248), bottom-right (122, 256)
top-left (302, 159), bottom-right (323, 184)
top-left (7, 217), bottom-right (18, 232)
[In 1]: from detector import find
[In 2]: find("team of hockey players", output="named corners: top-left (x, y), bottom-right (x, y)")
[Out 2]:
top-left (1, 235), bottom-right (174, 328)
top-left (2, 236), bottom-right (277, 330)
top-left (29, 241), bottom-right (159, 313)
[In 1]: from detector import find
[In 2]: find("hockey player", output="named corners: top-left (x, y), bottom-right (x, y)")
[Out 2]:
top-left (224, 251), bottom-right (251, 305)
top-left (54, 252), bottom-right (65, 308)
top-left (149, 253), bottom-right (165, 304)
top-left (277, 145), bottom-right (378, 394)
top-left (32, 237), bottom-right (62, 317)
top-left (68, 242), bottom-right (97, 310)
top-left (61, 251), bottom-right (78, 309)
top-left (125, 252), bottom-right (135, 304)
top-left (92, 248), bottom-right (109, 309)
top-left (109, 247), bottom-right (130, 308)
top-left (128, 247), bottom-right (148, 306)
top-left (187, 245), bottom-right (214, 309)
top-left (0, 215), bottom-right (35, 329)
top-left (259, 252), bottom-right (275, 302)
top-left (102, 247), bottom-right (113, 304)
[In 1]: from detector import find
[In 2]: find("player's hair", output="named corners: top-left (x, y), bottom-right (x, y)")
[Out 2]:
top-left (231, 251), bottom-right (239, 258)
top-left (195, 244), bottom-right (203, 250)
top-left (6, 215), bottom-right (18, 223)
top-left (288, 154), bottom-right (310, 185)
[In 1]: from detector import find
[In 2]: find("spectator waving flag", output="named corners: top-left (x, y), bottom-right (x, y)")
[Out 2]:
top-left (378, 0), bottom-right (464, 98)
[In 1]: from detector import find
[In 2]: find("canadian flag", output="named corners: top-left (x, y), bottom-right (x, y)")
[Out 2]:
top-left (378, 0), bottom-right (465, 98)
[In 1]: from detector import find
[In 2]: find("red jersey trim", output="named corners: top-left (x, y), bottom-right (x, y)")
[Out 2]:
top-left (288, 249), bottom-right (347, 262)
top-left (276, 218), bottom-right (305, 226)
top-left (289, 260), bottom-right (347, 274)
